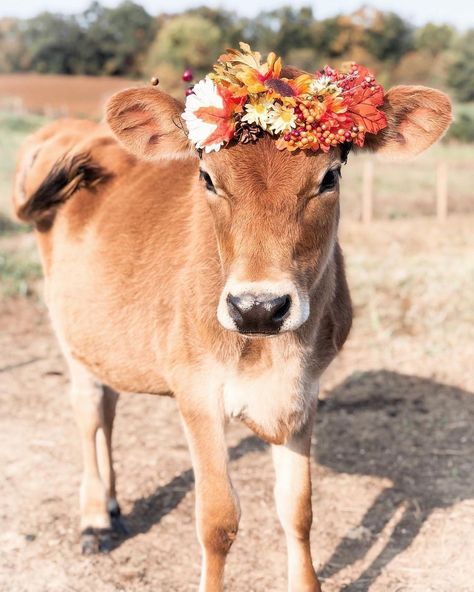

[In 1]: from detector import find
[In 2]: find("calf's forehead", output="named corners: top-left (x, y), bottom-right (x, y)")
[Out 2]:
top-left (203, 136), bottom-right (340, 198)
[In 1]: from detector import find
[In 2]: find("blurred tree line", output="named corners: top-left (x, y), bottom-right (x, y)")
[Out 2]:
top-left (0, 1), bottom-right (472, 108)
top-left (0, 2), bottom-right (155, 76)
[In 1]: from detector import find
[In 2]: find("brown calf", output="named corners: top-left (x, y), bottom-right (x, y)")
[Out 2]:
top-left (13, 77), bottom-right (451, 591)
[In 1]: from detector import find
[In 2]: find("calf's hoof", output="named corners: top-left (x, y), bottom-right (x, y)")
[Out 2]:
top-left (110, 503), bottom-right (129, 536)
top-left (80, 527), bottom-right (113, 555)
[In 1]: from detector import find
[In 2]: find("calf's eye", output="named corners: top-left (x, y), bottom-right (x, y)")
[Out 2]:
top-left (320, 168), bottom-right (341, 193)
top-left (199, 169), bottom-right (217, 194)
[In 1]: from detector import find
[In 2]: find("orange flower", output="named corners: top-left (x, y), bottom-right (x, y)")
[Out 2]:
top-left (287, 73), bottom-right (315, 96)
top-left (324, 93), bottom-right (347, 115)
top-left (217, 42), bottom-right (282, 95)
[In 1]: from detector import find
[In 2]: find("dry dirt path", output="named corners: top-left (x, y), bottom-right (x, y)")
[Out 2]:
top-left (1, 218), bottom-right (473, 592)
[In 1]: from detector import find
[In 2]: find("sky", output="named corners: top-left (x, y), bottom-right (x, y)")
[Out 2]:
top-left (0, 0), bottom-right (472, 29)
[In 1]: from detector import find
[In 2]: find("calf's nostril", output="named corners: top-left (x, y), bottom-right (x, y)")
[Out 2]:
top-left (226, 294), bottom-right (245, 323)
top-left (271, 295), bottom-right (291, 322)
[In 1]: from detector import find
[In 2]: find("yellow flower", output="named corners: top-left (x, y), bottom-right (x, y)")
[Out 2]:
top-left (268, 102), bottom-right (296, 135)
top-left (241, 98), bottom-right (274, 129)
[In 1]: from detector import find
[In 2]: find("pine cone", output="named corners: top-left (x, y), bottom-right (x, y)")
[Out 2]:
top-left (234, 115), bottom-right (263, 144)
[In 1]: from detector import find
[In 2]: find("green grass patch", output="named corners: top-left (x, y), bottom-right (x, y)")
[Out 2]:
top-left (0, 248), bottom-right (41, 299)
top-left (448, 102), bottom-right (474, 142)
top-left (0, 111), bottom-right (48, 134)
top-left (0, 212), bottom-right (30, 235)
top-left (454, 102), bottom-right (474, 118)
top-left (0, 110), bottom-right (49, 217)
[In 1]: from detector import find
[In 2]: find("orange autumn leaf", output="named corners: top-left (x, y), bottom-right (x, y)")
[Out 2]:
top-left (195, 88), bottom-right (245, 147)
top-left (347, 86), bottom-right (387, 135)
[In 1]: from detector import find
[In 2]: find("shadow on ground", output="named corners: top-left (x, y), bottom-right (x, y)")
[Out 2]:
top-left (316, 370), bottom-right (474, 591)
top-left (113, 370), bottom-right (473, 591)
top-left (114, 435), bottom-right (267, 548)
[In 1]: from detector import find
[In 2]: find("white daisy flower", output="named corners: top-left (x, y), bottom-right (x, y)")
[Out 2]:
top-left (241, 98), bottom-right (274, 129)
top-left (310, 75), bottom-right (341, 97)
top-left (182, 77), bottom-right (224, 153)
top-left (268, 102), bottom-right (296, 135)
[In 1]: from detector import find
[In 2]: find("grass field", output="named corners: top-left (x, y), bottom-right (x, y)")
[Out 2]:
top-left (0, 112), bottom-right (48, 297)
top-left (1, 73), bottom-right (473, 221)
top-left (340, 142), bottom-right (473, 219)
top-left (0, 111), bottom-right (48, 215)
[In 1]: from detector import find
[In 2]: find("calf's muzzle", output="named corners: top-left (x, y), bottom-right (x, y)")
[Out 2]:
top-left (226, 292), bottom-right (292, 335)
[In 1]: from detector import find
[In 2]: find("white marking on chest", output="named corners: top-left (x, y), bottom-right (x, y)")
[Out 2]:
top-left (222, 353), bottom-right (318, 440)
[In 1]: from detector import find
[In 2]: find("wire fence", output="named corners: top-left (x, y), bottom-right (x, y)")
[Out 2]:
top-left (341, 146), bottom-right (472, 222)
top-left (358, 160), bottom-right (450, 223)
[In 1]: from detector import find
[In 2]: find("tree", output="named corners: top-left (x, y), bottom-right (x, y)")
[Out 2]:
top-left (364, 10), bottom-right (414, 62)
top-left (416, 23), bottom-right (453, 56)
top-left (0, 1), bottom-right (462, 97)
top-left (82, 1), bottom-right (156, 77)
top-left (22, 12), bottom-right (87, 74)
top-left (145, 14), bottom-right (224, 82)
top-left (0, 2), bottom-right (156, 77)
top-left (272, 7), bottom-right (314, 57)
top-left (310, 17), bottom-right (345, 58)
top-left (0, 18), bottom-right (27, 73)
top-left (244, 7), bottom-right (314, 57)
top-left (448, 30), bottom-right (474, 102)
top-left (239, 13), bottom-right (277, 56)
top-left (393, 50), bottom-right (449, 88)
top-left (185, 7), bottom-right (244, 47)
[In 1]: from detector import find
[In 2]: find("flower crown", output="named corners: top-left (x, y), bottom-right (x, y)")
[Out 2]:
top-left (182, 42), bottom-right (387, 154)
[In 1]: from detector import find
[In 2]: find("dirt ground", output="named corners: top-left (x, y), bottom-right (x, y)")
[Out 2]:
top-left (1, 218), bottom-right (473, 592)
top-left (0, 74), bottom-right (134, 118)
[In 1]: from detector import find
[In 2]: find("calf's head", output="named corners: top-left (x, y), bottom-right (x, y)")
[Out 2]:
top-left (107, 82), bottom-right (451, 337)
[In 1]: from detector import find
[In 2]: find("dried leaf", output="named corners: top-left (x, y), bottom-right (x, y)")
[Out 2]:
top-left (195, 88), bottom-right (245, 146)
top-left (347, 86), bottom-right (387, 135)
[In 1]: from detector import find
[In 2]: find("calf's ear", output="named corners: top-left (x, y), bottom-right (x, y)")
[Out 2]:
top-left (364, 86), bottom-right (452, 159)
top-left (106, 87), bottom-right (194, 160)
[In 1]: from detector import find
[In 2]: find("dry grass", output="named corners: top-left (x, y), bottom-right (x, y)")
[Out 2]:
top-left (334, 216), bottom-right (474, 392)
top-left (0, 73), bottom-right (473, 220)
top-left (340, 145), bottom-right (473, 219)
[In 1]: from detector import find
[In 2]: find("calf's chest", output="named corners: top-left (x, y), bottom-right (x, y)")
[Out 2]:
top-left (220, 352), bottom-right (319, 445)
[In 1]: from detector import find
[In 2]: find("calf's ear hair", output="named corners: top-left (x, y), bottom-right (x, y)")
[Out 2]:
top-left (106, 87), bottom-right (195, 161)
top-left (364, 86), bottom-right (452, 159)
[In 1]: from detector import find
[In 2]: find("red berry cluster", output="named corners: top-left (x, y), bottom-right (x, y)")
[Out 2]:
top-left (282, 99), bottom-right (364, 153)
top-left (279, 62), bottom-right (385, 152)
top-left (337, 63), bottom-right (381, 96)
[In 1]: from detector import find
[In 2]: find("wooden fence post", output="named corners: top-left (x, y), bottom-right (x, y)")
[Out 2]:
top-left (436, 161), bottom-right (448, 222)
top-left (361, 159), bottom-right (374, 224)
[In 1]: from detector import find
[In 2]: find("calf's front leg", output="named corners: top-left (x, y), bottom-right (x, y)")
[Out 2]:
top-left (272, 414), bottom-right (321, 592)
top-left (179, 400), bottom-right (240, 592)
